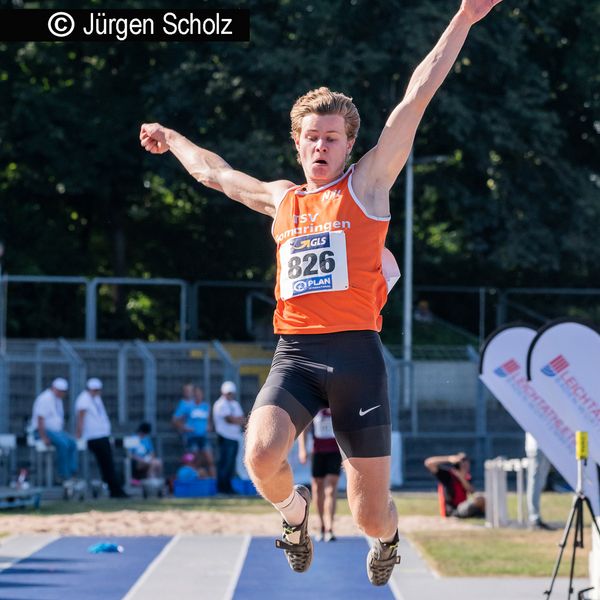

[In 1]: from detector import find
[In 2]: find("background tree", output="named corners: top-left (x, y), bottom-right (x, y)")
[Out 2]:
top-left (1, 0), bottom-right (598, 340)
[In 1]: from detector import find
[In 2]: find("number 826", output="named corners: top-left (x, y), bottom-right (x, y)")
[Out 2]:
top-left (287, 251), bottom-right (335, 280)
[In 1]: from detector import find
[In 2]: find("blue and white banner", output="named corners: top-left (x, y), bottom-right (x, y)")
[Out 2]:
top-left (479, 324), bottom-right (599, 513)
top-left (527, 319), bottom-right (600, 468)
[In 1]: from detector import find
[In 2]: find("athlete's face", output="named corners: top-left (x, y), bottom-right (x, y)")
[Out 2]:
top-left (295, 113), bottom-right (354, 188)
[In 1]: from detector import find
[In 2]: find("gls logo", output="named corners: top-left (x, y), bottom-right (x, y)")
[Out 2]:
top-left (290, 233), bottom-right (330, 254)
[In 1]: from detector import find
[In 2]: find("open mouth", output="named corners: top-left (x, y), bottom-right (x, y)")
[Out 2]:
top-left (313, 159), bottom-right (328, 165)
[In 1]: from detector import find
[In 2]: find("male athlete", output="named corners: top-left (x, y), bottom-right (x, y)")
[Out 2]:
top-left (140, 0), bottom-right (502, 585)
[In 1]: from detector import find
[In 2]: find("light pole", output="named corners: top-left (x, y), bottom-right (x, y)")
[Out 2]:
top-left (403, 152), bottom-right (450, 411)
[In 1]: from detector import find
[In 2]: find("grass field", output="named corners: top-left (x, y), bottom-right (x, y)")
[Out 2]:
top-left (401, 491), bottom-right (595, 577)
top-left (4, 490), bottom-right (597, 577)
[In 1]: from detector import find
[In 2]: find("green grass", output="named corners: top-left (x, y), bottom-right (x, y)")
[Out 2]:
top-left (404, 491), bottom-right (596, 577)
top-left (410, 527), bottom-right (592, 577)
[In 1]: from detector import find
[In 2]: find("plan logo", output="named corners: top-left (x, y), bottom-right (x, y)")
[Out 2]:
top-left (541, 355), bottom-right (569, 377)
top-left (292, 275), bottom-right (332, 296)
top-left (494, 359), bottom-right (520, 377)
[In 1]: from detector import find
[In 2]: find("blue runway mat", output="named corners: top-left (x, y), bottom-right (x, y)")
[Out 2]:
top-left (233, 536), bottom-right (395, 599)
top-left (0, 536), bottom-right (170, 600)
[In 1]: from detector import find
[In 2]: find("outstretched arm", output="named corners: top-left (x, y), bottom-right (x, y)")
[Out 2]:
top-left (424, 452), bottom-right (466, 474)
top-left (355, 0), bottom-right (503, 200)
top-left (140, 123), bottom-right (294, 217)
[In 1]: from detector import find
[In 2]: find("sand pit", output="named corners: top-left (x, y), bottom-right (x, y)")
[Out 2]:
top-left (0, 510), bottom-right (479, 537)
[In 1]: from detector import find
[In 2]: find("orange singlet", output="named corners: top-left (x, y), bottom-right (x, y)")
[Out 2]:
top-left (272, 165), bottom-right (391, 334)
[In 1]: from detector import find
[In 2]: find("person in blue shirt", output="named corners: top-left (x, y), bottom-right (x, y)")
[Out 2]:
top-left (172, 386), bottom-right (216, 478)
top-left (172, 383), bottom-right (195, 417)
top-left (130, 422), bottom-right (163, 480)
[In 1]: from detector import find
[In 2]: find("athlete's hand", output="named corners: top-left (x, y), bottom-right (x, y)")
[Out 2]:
top-left (140, 122), bottom-right (170, 155)
top-left (459, 0), bottom-right (503, 25)
top-left (451, 452), bottom-right (467, 464)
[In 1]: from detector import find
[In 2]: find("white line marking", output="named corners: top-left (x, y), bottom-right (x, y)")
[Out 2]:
top-left (0, 534), bottom-right (59, 573)
top-left (388, 573), bottom-right (407, 600)
top-left (121, 534), bottom-right (180, 600)
top-left (223, 534), bottom-right (251, 600)
top-left (405, 536), bottom-right (441, 579)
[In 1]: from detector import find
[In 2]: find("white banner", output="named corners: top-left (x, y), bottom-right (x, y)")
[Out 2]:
top-left (528, 320), bottom-right (600, 467)
top-left (479, 325), bottom-right (599, 513)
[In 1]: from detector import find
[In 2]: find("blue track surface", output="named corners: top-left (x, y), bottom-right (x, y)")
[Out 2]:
top-left (0, 536), bottom-right (170, 600)
top-left (233, 536), bottom-right (395, 599)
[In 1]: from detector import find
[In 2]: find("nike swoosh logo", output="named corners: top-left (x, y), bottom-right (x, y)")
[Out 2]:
top-left (359, 405), bottom-right (381, 417)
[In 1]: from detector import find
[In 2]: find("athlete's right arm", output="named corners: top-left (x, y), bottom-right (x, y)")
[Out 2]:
top-left (139, 123), bottom-right (293, 217)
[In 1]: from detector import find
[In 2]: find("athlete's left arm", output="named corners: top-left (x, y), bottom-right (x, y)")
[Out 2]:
top-left (354, 0), bottom-right (503, 208)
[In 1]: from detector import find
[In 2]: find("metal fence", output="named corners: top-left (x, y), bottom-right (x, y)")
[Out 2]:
top-left (3, 276), bottom-right (593, 484)
top-left (3, 275), bottom-right (599, 343)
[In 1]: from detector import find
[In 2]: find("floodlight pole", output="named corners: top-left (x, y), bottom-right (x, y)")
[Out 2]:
top-left (402, 152), bottom-right (414, 410)
top-left (402, 152), bottom-right (451, 411)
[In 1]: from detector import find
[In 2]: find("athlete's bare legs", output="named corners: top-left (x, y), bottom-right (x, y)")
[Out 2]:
top-left (244, 405), bottom-right (296, 503)
top-left (246, 404), bottom-right (314, 572)
top-left (344, 456), bottom-right (397, 539)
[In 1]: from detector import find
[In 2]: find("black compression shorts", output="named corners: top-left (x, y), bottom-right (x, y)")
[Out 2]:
top-left (312, 451), bottom-right (342, 478)
top-left (251, 330), bottom-right (391, 460)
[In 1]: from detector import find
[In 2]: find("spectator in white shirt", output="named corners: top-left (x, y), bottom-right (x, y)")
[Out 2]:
top-left (76, 378), bottom-right (128, 498)
top-left (213, 381), bottom-right (246, 494)
top-left (32, 377), bottom-right (78, 482)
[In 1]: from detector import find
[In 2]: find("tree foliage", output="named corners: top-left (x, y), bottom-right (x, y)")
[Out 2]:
top-left (1, 0), bottom-right (598, 338)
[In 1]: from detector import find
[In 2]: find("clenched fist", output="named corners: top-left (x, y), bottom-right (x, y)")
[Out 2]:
top-left (460, 0), bottom-right (503, 25)
top-left (140, 123), bottom-right (170, 154)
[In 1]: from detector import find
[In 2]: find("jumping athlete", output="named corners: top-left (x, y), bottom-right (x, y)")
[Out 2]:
top-left (140, 0), bottom-right (502, 585)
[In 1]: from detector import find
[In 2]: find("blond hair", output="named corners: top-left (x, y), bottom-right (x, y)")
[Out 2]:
top-left (290, 87), bottom-right (360, 141)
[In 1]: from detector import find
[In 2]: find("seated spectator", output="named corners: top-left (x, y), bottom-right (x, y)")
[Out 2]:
top-left (414, 299), bottom-right (433, 323)
top-left (129, 422), bottom-right (162, 480)
top-left (32, 377), bottom-right (79, 484)
top-left (172, 385), bottom-right (216, 478)
top-left (424, 452), bottom-right (485, 518)
top-left (176, 452), bottom-right (211, 481)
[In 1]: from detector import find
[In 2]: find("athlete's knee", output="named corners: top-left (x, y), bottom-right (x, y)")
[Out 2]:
top-left (324, 483), bottom-right (337, 500)
top-left (244, 405), bottom-right (295, 480)
top-left (244, 438), bottom-right (289, 481)
top-left (353, 510), bottom-right (385, 537)
top-left (350, 497), bottom-right (395, 538)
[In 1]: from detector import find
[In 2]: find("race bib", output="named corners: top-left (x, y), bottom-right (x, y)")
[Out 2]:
top-left (313, 414), bottom-right (335, 439)
top-left (279, 231), bottom-right (349, 300)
